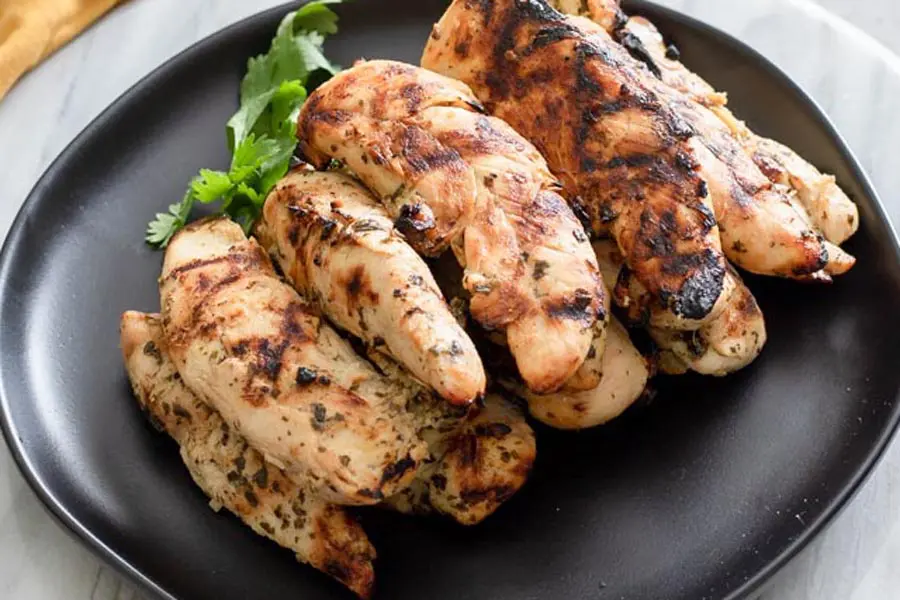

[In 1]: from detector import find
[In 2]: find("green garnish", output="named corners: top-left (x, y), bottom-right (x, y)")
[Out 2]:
top-left (146, 0), bottom-right (343, 247)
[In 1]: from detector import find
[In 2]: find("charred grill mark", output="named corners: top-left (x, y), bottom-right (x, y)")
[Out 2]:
top-left (394, 203), bottom-right (436, 241)
top-left (662, 249), bottom-right (726, 319)
top-left (343, 265), bottom-right (380, 309)
top-left (400, 127), bottom-right (464, 175)
top-left (400, 82), bottom-right (425, 113)
top-left (616, 31), bottom-right (663, 78)
top-left (251, 338), bottom-right (290, 381)
top-left (380, 455), bottom-right (416, 485)
top-left (546, 288), bottom-right (595, 322)
top-left (281, 301), bottom-right (313, 344)
top-left (526, 24), bottom-right (579, 54)
top-left (532, 260), bottom-right (550, 280)
top-left (142, 340), bottom-right (162, 361)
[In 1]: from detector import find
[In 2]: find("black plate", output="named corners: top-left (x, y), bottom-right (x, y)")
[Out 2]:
top-left (2, 1), bottom-right (899, 599)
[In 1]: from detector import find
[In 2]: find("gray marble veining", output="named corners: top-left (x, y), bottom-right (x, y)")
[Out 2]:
top-left (0, 0), bottom-right (897, 598)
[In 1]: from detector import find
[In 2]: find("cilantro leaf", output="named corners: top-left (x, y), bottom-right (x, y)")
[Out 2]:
top-left (192, 169), bottom-right (233, 203)
top-left (292, 0), bottom-right (343, 35)
top-left (146, 0), bottom-right (343, 248)
top-left (145, 191), bottom-right (194, 247)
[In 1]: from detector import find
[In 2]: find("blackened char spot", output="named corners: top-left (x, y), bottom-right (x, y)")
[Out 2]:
top-left (394, 203), bottom-right (435, 242)
top-left (547, 288), bottom-right (595, 322)
top-left (665, 43), bottom-right (681, 61)
top-left (142, 340), bottom-right (162, 361)
top-left (345, 264), bottom-right (379, 308)
top-left (253, 339), bottom-right (289, 380)
top-left (513, 0), bottom-right (567, 22)
top-left (667, 250), bottom-right (726, 320)
top-left (381, 456), bottom-right (416, 485)
top-left (616, 31), bottom-right (663, 78)
top-left (526, 25), bottom-right (578, 54)
top-left (430, 473), bottom-right (448, 491)
top-left (296, 367), bottom-right (317, 385)
top-left (357, 488), bottom-right (385, 501)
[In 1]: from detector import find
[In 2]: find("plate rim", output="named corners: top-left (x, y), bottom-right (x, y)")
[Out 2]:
top-left (1, 1), bottom-right (898, 599)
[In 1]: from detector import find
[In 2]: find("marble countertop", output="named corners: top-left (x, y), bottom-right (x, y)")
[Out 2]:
top-left (0, 0), bottom-right (897, 598)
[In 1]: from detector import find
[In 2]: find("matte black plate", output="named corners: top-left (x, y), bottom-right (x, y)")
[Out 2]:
top-left (2, 1), bottom-right (899, 599)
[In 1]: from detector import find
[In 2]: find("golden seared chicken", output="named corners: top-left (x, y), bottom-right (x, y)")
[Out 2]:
top-left (296, 59), bottom-right (608, 395)
top-left (554, 0), bottom-right (858, 263)
top-left (257, 168), bottom-right (485, 405)
top-left (120, 312), bottom-right (375, 598)
top-left (504, 316), bottom-right (649, 429)
top-left (594, 239), bottom-right (766, 375)
top-left (386, 394), bottom-right (536, 524)
top-left (423, 0), bottom-right (729, 330)
top-left (423, 0), bottom-right (848, 292)
top-left (159, 217), bottom-right (429, 505)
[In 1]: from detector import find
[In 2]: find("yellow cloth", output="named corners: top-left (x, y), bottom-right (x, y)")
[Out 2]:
top-left (0, 0), bottom-right (124, 100)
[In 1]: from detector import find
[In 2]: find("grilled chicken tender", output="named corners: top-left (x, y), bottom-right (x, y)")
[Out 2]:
top-left (549, 0), bottom-right (856, 279)
top-left (424, 0), bottom-right (728, 328)
top-left (120, 312), bottom-right (375, 598)
top-left (562, 1), bottom-right (858, 257)
top-left (594, 238), bottom-right (766, 375)
top-left (386, 394), bottom-right (536, 524)
top-left (160, 217), bottom-right (428, 505)
top-left (297, 59), bottom-right (608, 395)
top-left (503, 312), bottom-right (649, 429)
top-left (257, 168), bottom-right (485, 405)
top-left (423, 0), bottom-right (842, 294)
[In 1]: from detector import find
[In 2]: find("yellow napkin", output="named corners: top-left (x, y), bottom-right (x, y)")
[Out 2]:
top-left (0, 0), bottom-right (124, 100)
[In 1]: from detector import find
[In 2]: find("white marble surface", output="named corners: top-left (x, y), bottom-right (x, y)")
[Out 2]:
top-left (0, 0), bottom-right (898, 598)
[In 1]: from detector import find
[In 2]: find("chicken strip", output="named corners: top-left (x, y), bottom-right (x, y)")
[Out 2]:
top-left (120, 312), bottom-right (375, 598)
top-left (502, 316), bottom-right (649, 429)
top-left (297, 60), bottom-right (608, 394)
top-left (257, 168), bottom-right (485, 405)
top-left (423, 0), bottom-right (837, 287)
top-left (551, 0), bottom-right (857, 276)
top-left (423, 0), bottom-right (728, 328)
top-left (160, 217), bottom-right (427, 505)
top-left (385, 394), bottom-right (536, 525)
top-left (559, 1), bottom-right (858, 250)
top-left (594, 238), bottom-right (766, 376)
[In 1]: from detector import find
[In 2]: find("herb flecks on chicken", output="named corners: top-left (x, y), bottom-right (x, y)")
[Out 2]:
top-left (159, 217), bottom-right (428, 504)
top-left (296, 60), bottom-right (609, 394)
top-left (257, 168), bottom-right (486, 405)
top-left (120, 312), bottom-right (376, 598)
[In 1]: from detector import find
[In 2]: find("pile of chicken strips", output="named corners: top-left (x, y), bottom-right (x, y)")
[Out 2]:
top-left (120, 0), bottom-right (859, 596)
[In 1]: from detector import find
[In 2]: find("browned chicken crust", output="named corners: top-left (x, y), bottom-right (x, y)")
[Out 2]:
top-left (257, 168), bottom-right (485, 405)
top-left (385, 394), bottom-right (536, 524)
top-left (423, 0), bottom-right (845, 318)
top-left (296, 59), bottom-right (608, 394)
top-left (593, 239), bottom-right (766, 375)
top-left (120, 312), bottom-right (376, 598)
top-left (552, 0), bottom-right (856, 278)
top-left (423, 0), bottom-right (728, 326)
top-left (159, 217), bottom-right (428, 505)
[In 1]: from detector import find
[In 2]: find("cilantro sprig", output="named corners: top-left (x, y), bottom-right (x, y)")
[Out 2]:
top-left (146, 1), bottom-right (343, 247)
